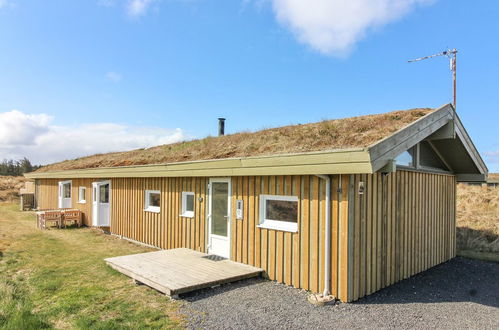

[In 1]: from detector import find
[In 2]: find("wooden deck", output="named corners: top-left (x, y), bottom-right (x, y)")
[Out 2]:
top-left (105, 248), bottom-right (263, 297)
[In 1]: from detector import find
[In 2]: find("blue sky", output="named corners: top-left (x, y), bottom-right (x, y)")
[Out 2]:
top-left (0, 0), bottom-right (497, 171)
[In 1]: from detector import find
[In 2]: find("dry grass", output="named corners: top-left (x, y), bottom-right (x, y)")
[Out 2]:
top-left (0, 203), bottom-right (183, 329)
top-left (37, 108), bottom-right (433, 172)
top-left (0, 176), bottom-right (31, 202)
top-left (488, 173), bottom-right (499, 181)
top-left (456, 183), bottom-right (499, 254)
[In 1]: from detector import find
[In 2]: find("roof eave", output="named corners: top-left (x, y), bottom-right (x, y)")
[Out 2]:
top-left (367, 103), bottom-right (488, 181)
top-left (25, 148), bottom-right (373, 179)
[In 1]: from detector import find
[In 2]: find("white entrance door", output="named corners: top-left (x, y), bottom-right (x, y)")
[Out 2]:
top-left (208, 178), bottom-right (231, 258)
top-left (92, 181), bottom-right (111, 227)
top-left (58, 180), bottom-right (72, 208)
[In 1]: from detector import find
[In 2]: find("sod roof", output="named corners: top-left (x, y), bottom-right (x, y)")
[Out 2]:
top-left (36, 108), bottom-right (434, 173)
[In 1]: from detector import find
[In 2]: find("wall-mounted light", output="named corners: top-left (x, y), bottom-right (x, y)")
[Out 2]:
top-left (358, 182), bottom-right (365, 195)
top-left (236, 200), bottom-right (243, 220)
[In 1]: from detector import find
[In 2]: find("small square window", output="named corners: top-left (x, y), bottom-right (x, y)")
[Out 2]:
top-left (78, 187), bottom-right (86, 203)
top-left (181, 192), bottom-right (195, 217)
top-left (145, 190), bottom-right (160, 213)
top-left (258, 195), bottom-right (298, 232)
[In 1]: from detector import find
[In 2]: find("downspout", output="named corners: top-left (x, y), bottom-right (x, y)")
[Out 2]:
top-left (316, 174), bottom-right (331, 296)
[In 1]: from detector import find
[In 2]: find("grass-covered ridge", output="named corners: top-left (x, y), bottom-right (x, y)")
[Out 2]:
top-left (456, 184), bottom-right (499, 259)
top-left (36, 108), bottom-right (433, 172)
top-left (0, 203), bottom-right (182, 329)
top-left (0, 176), bottom-right (31, 202)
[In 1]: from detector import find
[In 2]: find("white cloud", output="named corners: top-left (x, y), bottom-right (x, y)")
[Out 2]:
top-left (484, 150), bottom-right (499, 172)
top-left (0, 110), bottom-right (52, 146)
top-left (485, 150), bottom-right (499, 163)
top-left (264, 0), bottom-right (434, 56)
top-left (0, 109), bottom-right (187, 165)
top-left (126, 0), bottom-right (157, 17)
top-left (0, 0), bottom-right (11, 9)
top-left (99, 0), bottom-right (160, 17)
top-left (105, 71), bottom-right (123, 82)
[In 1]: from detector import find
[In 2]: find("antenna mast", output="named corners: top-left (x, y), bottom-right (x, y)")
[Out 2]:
top-left (408, 48), bottom-right (458, 109)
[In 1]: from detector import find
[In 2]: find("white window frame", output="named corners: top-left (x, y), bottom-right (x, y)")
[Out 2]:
top-left (144, 190), bottom-right (161, 213)
top-left (258, 194), bottom-right (299, 233)
top-left (60, 180), bottom-right (72, 198)
top-left (181, 191), bottom-right (195, 218)
top-left (58, 180), bottom-right (72, 209)
top-left (78, 186), bottom-right (87, 204)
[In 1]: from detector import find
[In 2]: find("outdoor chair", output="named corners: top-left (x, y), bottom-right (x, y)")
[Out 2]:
top-left (38, 210), bottom-right (63, 229)
top-left (61, 209), bottom-right (82, 228)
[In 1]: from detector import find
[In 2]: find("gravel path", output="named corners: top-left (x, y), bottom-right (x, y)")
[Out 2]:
top-left (179, 257), bottom-right (499, 329)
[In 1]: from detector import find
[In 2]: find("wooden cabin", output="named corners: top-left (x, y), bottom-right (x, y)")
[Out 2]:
top-left (477, 173), bottom-right (497, 188)
top-left (26, 104), bottom-right (488, 302)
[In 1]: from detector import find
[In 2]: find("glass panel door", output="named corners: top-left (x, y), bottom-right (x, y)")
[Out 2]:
top-left (211, 182), bottom-right (228, 237)
top-left (92, 181), bottom-right (111, 227)
top-left (99, 184), bottom-right (110, 203)
top-left (58, 181), bottom-right (72, 208)
top-left (208, 178), bottom-right (231, 258)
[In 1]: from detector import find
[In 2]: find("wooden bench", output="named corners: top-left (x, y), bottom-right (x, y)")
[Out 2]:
top-left (36, 209), bottom-right (83, 229)
top-left (37, 210), bottom-right (63, 229)
top-left (61, 210), bottom-right (82, 228)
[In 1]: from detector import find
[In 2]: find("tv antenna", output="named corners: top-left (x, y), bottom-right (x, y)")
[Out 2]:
top-left (408, 48), bottom-right (458, 109)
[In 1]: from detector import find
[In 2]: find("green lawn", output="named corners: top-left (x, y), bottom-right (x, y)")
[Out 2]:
top-left (0, 203), bottom-right (182, 329)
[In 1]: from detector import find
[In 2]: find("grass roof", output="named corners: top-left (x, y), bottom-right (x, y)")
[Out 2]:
top-left (36, 108), bottom-right (433, 173)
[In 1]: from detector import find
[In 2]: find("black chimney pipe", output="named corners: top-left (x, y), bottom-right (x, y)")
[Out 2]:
top-left (218, 118), bottom-right (226, 136)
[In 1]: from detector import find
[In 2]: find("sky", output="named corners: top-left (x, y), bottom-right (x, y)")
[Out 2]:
top-left (0, 0), bottom-right (498, 171)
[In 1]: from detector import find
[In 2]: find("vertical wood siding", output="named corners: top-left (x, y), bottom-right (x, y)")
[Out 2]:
top-left (37, 178), bottom-right (96, 226)
top-left (36, 179), bottom-right (59, 210)
top-left (71, 178), bottom-right (95, 226)
top-left (230, 175), bottom-right (347, 299)
top-left (346, 170), bottom-right (456, 302)
top-left (112, 177), bottom-right (208, 251)
top-left (35, 170), bottom-right (456, 303)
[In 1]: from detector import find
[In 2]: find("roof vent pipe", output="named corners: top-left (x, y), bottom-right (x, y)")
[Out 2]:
top-left (218, 118), bottom-right (226, 136)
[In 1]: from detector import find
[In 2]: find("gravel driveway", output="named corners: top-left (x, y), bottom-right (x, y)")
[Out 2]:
top-left (180, 257), bottom-right (499, 329)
